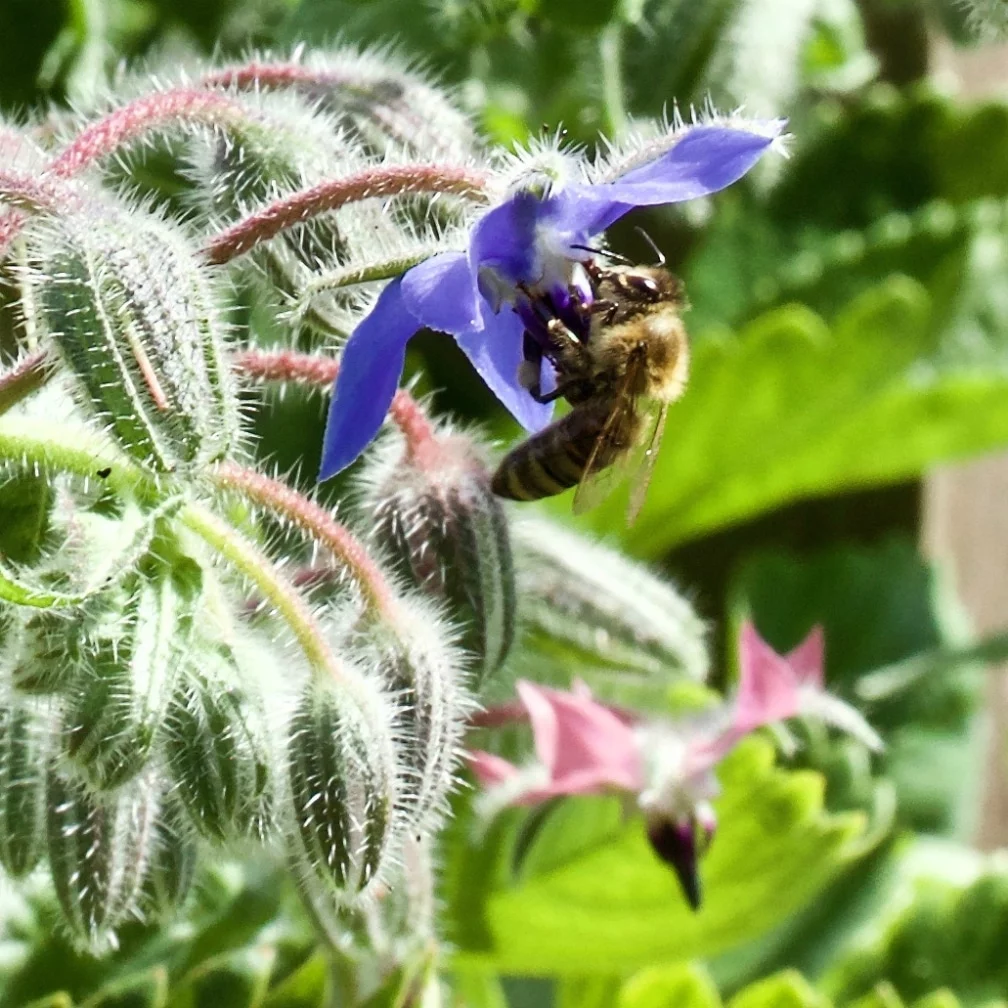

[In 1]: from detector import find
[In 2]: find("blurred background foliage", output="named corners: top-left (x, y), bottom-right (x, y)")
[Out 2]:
top-left (3, 0), bottom-right (1008, 1006)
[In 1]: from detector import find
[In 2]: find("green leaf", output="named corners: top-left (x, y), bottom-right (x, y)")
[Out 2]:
top-left (770, 89), bottom-right (1008, 230)
top-left (617, 963), bottom-right (721, 1008)
top-left (171, 948), bottom-right (275, 1008)
top-left (0, 473), bottom-right (51, 565)
top-left (449, 738), bottom-right (864, 974)
top-left (729, 972), bottom-right (828, 1008)
top-left (80, 969), bottom-right (167, 1008)
top-left (819, 840), bottom-right (1008, 1008)
top-left (260, 952), bottom-right (328, 1008)
top-left (568, 275), bottom-right (1008, 555)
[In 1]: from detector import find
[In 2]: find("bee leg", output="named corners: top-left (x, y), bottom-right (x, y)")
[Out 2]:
top-left (589, 299), bottom-right (619, 325)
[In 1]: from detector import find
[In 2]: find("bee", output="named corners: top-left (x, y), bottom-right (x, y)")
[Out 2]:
top-left (491, 257), bottom-right (689, 523)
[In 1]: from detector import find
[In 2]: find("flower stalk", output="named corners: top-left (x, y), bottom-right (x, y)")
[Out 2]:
top-left (202, 165), bottom-right (488, 265)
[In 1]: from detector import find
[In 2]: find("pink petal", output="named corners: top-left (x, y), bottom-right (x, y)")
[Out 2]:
top-left (515, 680), bottom-right (644, 792)
top-left (787, 625), bottom-right (825, 688)
top-left (734, 621), bottom-right (802, 733)
top-left (468, 750), bottom-right (521, 788)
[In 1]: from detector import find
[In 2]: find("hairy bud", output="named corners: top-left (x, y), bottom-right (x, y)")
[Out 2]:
top-left (0, 695), bottom-right (49, 877)
top-left (62, 559), bottom-right (198, 791)
top-left (165, 643), bottom-right (273, 841)
top-left (286, 677), bottom-right (398, 899)
top-left (362, 430), bottom-right (516, 687)
top-left (32, 207), bottom-right (238, 472)
top-left (140, 795), bottom-right (197, 918)
top-left (360, 602), bottom-right (471, 829)
top-left (188, 90), bottom-right (402, 338)
top-left (512, 517), bottom-right (708, 701)
top-left (47, 769), bottom-right (158, 949)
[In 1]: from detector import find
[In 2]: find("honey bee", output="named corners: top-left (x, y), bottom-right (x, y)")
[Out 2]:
top-left (491, 258), bottom-right (689, 523)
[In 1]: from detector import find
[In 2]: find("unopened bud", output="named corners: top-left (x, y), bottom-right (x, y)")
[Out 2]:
top-left (286, 677), bottom-right (398, 898)
top-left (32, 207), bottom-right (238, 472)
top-left (0, 695), bottom-right (49, 877)
top-left (513, 517), bottom-right (708, 699)
top-left (62, 559), bottom-right (197, 791)
top-left (362, 430), bottom-right (516, 687)
top-left (165, 644), bottom-right (273, 841)
top-left (140, 795), bottom-right (197, 918)
top-left (47, 769), bottom-right (158, 949)
top-left (361, 601), bottom-right (471, 829)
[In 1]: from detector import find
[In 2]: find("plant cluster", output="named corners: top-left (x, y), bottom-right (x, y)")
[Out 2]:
top-left (1, 1), bottom-right (1008, 1007)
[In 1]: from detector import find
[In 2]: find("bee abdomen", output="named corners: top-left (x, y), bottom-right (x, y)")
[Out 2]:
top-left (491, 409), bottom-right (600, 503)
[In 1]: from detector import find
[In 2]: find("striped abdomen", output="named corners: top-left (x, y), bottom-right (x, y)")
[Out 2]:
top-left (492, 399), bottom-right (631, 502)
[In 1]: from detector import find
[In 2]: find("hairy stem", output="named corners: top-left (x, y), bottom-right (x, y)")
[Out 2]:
top-left (297, 249), bottom-right (439, 299)
top-left (203, 164), bottom-right (487, 265)
top-left (857, 629), bottom-right (1008, 702)
top-left (0, 422), bottom-right (155, 502)
top-left (0, 170), bottom-right (75, 216)
top-left (48, 89), bottom-right (252, 178)
top-left (180, 501), bottom-right (358, 691)
top-left (0, 350), bottom-right (50, 417)
top-left (210, 461), bottom-right (396, 616)
top-left (231, 348), bottom-right (437, 456)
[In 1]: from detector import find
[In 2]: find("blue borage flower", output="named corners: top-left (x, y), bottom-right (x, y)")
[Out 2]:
top-left (319, 113), bottom-right (787, 480)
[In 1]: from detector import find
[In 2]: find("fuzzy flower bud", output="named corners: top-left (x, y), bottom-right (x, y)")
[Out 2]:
top-left (164, 642), bottom-right (273, 841)
top-left (0, 693), bottom-right (49, 877)
top-left (30, 207), bottom-right (238, 472)
top-left (62, 559), bottom-right (198, 791)
top-left (140, 795), bottom-right (197, 918)
top-left (205, 48), bottom-right (478, 160)
top-left (361, 427), bottom-right (517, 686)
top-left (286, 675), bottom-right (399, 899)
top-left (512, 517), bottom-right (708, 694)
top-left (47, 769), bottom-right (159, 949)
top-left (354, 597), bottom-right (472, 829)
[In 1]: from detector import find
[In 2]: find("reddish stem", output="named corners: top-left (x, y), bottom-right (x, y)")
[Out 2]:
top-left (202, 164), bottom-right (487, 265)
top-left (48, 89), bottom-right (249, 179)
top-left (231, 348), bottom-right (437, 458)
top-left (0, 349), bottom-right (50, 415)
top-left (203, 62), bottom-right (334, 91)
top-left (212, 460), bottom-right (397, 617)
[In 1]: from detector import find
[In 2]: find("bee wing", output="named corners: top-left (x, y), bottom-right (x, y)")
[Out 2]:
top-left (626, 399), bottom-right (668, 525)
top-left (572, 352), bottom-right (647, 518)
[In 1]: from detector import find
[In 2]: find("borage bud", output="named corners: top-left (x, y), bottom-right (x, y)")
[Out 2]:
top-left (62, 559), bottom-right (198, 791)
top-left (286, 675), bottom-right (399, 900)
top-left (208, 48), bottom-right (478, 159)
top-left (47, 768), bottom-right (159, 949)
top-left (0, 694), bottom-right (49, 877)
top-left (31, 206), bottom-right (238, 472)
top-left (140, 794), bottom-right (197, 918)
top-left (361, 427), bottom-right (516, 687)
top-left (355, 597), bottom-right (472, 829)
top-left (165, 643), bottom-right (273, 841)
top-left (513, 517), bottom-right (708, 694)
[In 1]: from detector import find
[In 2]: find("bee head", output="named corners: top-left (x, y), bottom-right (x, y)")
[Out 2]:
top-left (620, 266), bottom-right (684, 305)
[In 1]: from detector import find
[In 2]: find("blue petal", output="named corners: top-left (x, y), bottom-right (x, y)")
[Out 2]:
top-left (469, 191), bottom-right (545, 287)
top-left (400, 251), bottom-right (482, 334)
top-left (553, 124), bottom-right (780, 239)
top-left (319, 277), bottom-right (417, 479)
top-left (454, 305), bottom-right (554, 432)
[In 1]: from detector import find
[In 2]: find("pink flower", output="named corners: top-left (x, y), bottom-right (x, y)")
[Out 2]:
top-left (468, 680), bottom-right (644, 805)
top-left (468, 622), bottom-right (882, 909)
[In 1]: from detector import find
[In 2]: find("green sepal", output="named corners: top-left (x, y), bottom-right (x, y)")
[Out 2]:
top-left (46, 770), bottom-right (158, 950)
top-left (164, 645), bottom-right (273, 841)
top-left (62, 561), bottom-right (195, 791)
top-left (0, 696), bottom-right (48, 877)
top-left (286, 683), bottom-right (394, 896)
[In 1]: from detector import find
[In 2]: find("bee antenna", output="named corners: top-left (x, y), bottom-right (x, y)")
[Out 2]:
top-left (569, 244), bottom-right (635, 266)
top-left (634, 227), bottom-right (666, 266)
